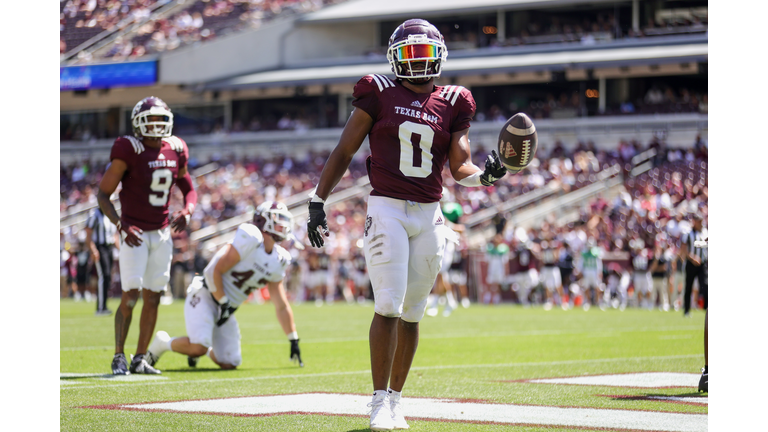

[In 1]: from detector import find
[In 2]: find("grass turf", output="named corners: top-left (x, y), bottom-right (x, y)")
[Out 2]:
top-left (61, 298), bottom-right (706, 431)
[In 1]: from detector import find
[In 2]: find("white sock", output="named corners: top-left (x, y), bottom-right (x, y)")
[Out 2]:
top-left (373, 389), bottom-right (388, 400)
top-left (167, 337), bottom-right (177, 353)
top-left (388, 388), bottom-right (401, 401)
top-left (446, 290), bottom-right (458, 309)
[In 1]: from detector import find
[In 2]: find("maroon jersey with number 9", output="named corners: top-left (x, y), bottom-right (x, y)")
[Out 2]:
top-left (352, 74), bottom-right (476, 203)
top-left (109, 135), bottom-right (189, 231)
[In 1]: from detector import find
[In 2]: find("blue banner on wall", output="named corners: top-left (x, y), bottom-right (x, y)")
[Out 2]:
top-left (60, 61), bottom-right (157, 91)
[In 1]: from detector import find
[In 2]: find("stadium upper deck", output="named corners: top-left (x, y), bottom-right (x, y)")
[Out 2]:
top-left (60, 0), bottom-right (707, 151)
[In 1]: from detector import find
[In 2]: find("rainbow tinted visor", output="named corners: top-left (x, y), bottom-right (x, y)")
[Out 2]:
top-left (396, 44), bottom-right (439, 61)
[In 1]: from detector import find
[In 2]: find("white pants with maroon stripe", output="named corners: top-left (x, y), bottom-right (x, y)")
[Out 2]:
top-left (118, 226), bottom-right (172, 292)
top-left (184, 277), bottom-right (242, 366)
top-left (364, 196), bottom-right (456, 322)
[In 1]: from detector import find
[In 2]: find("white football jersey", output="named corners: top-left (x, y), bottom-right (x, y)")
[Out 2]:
top-left (204, 223), bottom-right (291, 307)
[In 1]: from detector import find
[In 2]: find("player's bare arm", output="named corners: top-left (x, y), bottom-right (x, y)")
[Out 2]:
top-left (308, 108), bottom-right (372, 248)
top-left (98, 159), bottom-right (144, 247)
top-left (314, 108), bottom-right (373, 200)
top-left (210, 244), bottom-right (241, 302)
top-left (267, 280), bottom-right (296, 335)
top-left (85, 226), bottom-right (99, 262)
top-left (448, 128), bottom-right (506, 187)
top-left (447, 128), bottom-right (482, 181)
top-left (97, 159), bottom-right (126, 225)
top-left (170, 165), bottom-right (198, 232)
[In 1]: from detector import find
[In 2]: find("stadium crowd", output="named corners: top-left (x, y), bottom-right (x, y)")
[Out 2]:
top-left (62, 0), bottom-right (349, 60)
top-left (62, 1), bottom-right (706, 60)
top-left (60, 132), bottom-right (707, 314)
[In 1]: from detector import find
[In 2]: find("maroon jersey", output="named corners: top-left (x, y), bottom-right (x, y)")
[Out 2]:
top-left (110, 135), bottom-right (189, 231)
top-left (509, 246), bottom-right (535, 274)
top-left (352, 74), bottom-right (476, 203)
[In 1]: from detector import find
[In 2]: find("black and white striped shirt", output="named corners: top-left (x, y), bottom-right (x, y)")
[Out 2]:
top-left (85, 208), bottom-right (117, 246)
top-left (683, 228), bottom-right (708, 264)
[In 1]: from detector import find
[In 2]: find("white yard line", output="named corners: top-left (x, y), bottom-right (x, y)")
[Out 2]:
top-left (108, 393), bottom-right (707, 432)
top-left (62, 354), bottom-right (699, 390)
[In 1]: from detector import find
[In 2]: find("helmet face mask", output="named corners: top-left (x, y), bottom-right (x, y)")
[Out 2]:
top-left (132, 96), bottom-right (173, 138)
top-left (253, 201), bottom-right (294, 242)
top-left (387, 19), bottom-right (447, 81)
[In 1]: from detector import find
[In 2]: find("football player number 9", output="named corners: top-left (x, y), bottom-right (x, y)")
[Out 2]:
top-left (149, 168), bottom-right (173, 206)
top-left (398, 121), bottom-right (434, 178)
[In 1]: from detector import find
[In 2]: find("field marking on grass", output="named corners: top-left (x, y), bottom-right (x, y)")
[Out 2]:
top-left (601, 395), bottom-right (708, 406)
top-left (60, 373), bottom-right (167, 385)
top-left (515, 372), bottom-right (700, 388)
top-left (60, 325), bottom-right (702, 351)
top-left (84, 392), bottom-right (707, 432)
top-left (61, 354), bottom-right (699, 391)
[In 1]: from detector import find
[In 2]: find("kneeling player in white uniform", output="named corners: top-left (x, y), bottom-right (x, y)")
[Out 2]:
top-left (146, 202), bottom-right (304, 369)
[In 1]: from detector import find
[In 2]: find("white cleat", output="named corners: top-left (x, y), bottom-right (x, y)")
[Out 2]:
top-left (146, 330), bottom-right (171, 367)
top-left (368, 392), bottom-right (394, 431)
top-left (390, 391), bottom-right (409, 430)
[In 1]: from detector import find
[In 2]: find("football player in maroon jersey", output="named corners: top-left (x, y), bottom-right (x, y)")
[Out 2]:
top-left (306, 19), bottom-right (507, 431)
top-left (97, 96), bottom-right (197, 375)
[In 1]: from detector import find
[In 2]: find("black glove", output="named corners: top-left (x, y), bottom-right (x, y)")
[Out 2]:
top-left (216, 301), bottom-right (238, 327)
top-left (290, 339), bottom-right (304, 367)
top-left (480, 150), bottom-right (507, 186)
top-left (307, 201), bottom-right (329, 248)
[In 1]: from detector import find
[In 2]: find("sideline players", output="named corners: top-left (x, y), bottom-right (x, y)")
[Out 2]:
top-left (578, 237), bottom-right (603, 310)
top-left (98, 96), bottom-right (197, 375)
top-left (426, 201), bottom-right (464, 317)
top-left (146, 202), bottom-right (303, 370)
top-left (630, 239), bottom-right (653, 309)
top-left (306, 18), bottom-right (507, 431)
top-left (540, 239), bottom-right (563, 310)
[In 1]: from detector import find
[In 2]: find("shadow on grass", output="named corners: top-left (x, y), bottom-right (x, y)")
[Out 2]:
top-left (608, 392), bottom-right (707, 401)
top-left (159, 365), bottom-right (304, 373)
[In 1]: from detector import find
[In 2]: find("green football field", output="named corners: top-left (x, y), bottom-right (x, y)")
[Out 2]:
top-left (60, 298), bottom-right (707, 431)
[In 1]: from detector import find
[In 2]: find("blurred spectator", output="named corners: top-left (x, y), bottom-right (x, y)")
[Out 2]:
top-left (61, 134), bottom-right (706, 308)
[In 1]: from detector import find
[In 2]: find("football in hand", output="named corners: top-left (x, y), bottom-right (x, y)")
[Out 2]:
top-left (497, 113), bottom-right (538, 174)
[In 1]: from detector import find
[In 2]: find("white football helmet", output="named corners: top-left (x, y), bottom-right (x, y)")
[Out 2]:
top-left (131, 96), bottom-right (173, 138)
top-left (253, 201), bottom-right (294, 241)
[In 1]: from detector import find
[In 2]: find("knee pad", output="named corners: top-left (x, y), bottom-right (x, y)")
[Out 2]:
top-left (373, 289), bottom-right (403, 318)
top-left (401, 296), bottom-right (429, 322)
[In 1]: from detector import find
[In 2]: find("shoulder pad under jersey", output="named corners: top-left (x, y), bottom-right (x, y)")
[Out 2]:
top-left (365, 74), bottom-right (396, 92)
top-left (117, 136), bottom-right (145, 154)
top-left (231, 223), bottom-right (264, 257)
top-left (438, 85), bottom-right (469, 106)
top-left (275, 245), bottom-right (292, 269)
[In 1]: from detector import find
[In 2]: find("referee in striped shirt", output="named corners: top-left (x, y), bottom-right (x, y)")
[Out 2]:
top-left (85, 207), bottom-right (118, 316)
top-left (680, 213), bottom-right (708, 317)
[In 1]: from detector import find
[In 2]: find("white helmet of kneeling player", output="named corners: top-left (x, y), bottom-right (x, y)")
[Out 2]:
top-left (253, 201), bottom-right (294, 242)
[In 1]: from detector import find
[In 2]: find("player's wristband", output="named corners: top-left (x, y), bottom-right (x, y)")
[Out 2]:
top-left (310, 195), bottom-right (326, 204)
top-left (456, 171), bottom-right (482, 187)
top-left (216, 295), bottom-right (229, 305)
top-left (115, 220), bottom-right (122, 232)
